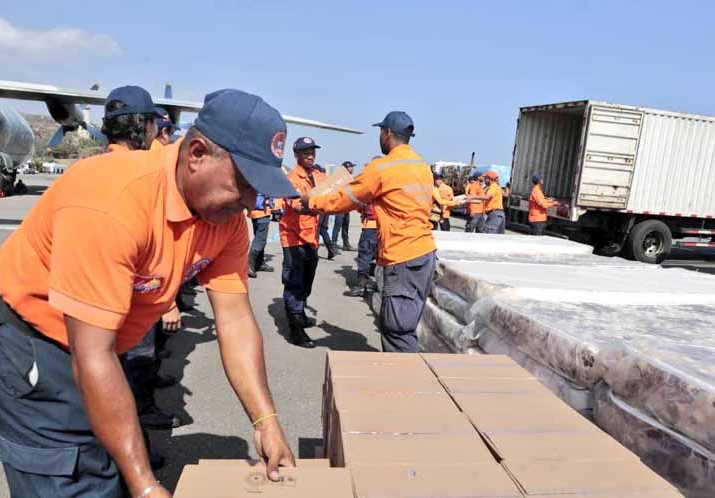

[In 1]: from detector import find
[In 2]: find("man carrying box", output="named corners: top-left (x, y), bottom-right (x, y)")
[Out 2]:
top-left (304, 112), bottom-right (436, 353)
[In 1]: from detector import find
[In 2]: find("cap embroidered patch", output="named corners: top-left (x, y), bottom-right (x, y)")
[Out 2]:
top-left (271, 131), bottom-right (286, 159)
top-left (303, 137), bottom-right (312, 144)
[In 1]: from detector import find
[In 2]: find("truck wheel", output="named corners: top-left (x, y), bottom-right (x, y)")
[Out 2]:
top-left (628, 220), bottom-right (672, 264)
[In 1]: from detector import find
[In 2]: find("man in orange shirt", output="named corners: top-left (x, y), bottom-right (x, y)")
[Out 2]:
top-left (435, 173), bottom-right (454, 231)
top-left (306, 111), bottom-right (436, 353)
top-left (0, 89), bottom-right (296, 497)
top-left (529, 173), bottom-right (559, 235)
top-left (471, 170), bottom-right (505, 234)
top-left (278, 137), bottom-right (325, 348)
top-left (248, 193), bottom-right (276, 278)
top-left (465, 174), bottom-right (486, 233)
top-left (348, 202), bottom-right (379, 297)
top-left (152, 107), bottom-right (180, 148)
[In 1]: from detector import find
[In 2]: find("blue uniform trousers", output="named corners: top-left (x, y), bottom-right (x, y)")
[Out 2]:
top-left (282, 245), bottom-right (319, 315)
top-left (356, 228), bottom-right (378, 276)
top-left (379, 251), bottom-right (436, 353)
top-left (0, 300), bottom-right (123, 498)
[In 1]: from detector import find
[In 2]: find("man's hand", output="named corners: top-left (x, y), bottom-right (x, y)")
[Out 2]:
top-left (162, 307), bottom-right (182, 334)
top-left (145, 484), bottom-right (172, 497)
top-left (254, 417), bottom-right (296, 481)
top-left (298, 195), bottom-right (319, 215)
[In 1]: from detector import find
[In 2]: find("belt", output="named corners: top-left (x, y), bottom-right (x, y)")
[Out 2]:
top-left (0, 298), bottom-right (65, 351)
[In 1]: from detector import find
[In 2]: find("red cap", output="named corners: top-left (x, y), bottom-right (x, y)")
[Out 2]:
top-left (484, 170), bottom-right (499, 180)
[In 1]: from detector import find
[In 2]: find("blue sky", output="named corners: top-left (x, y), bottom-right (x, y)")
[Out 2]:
top-left (2, 0), bottom-right (715, 168)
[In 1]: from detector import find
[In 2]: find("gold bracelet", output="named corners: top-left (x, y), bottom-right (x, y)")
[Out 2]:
top-left (252, 412), bottom-right (277, 426)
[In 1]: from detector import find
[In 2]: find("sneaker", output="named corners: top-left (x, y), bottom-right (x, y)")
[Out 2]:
top-left (248, 266), bottom-right (257, 278)
top-left (140, 407), bottom-right (182, 429)
top-left (346, 285), bottom-right (365, 297)
top-left (257, 263), bottom-right (274, 272)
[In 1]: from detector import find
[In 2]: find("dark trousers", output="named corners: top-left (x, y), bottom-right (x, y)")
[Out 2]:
top-left (282, 245), bottom-right (319, 315)
top-left (332, 213), bottom-right (350, 246)
top-left (465, 213), bottom-right (485, 233)
top-left (0, 303), bottom-right (123, 497)
top-left (531, 221), bottom-right (546, 236)
top-left (484, 209), bottom-right (506, 234)
top-left (356, 228), bottom-right (378, 276)
top-left (439, 218), bottom-right (451, 231)
top-left (120, 322), bottom-right (165, 415)
top-left (379, 251), bottom-right (436, 353)
top-left (318, 215), bottom-right (333, 248)
top-left (250, 217), bottom-right (271, 268)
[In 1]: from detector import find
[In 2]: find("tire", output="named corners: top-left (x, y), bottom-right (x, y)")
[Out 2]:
top-left (628, 220), bottom-right (672, 264)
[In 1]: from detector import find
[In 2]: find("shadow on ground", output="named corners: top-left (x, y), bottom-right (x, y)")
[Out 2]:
top-left (267, 298), bottom-right (378, 352)
top-left (154, 432), bottom-right (251, 491)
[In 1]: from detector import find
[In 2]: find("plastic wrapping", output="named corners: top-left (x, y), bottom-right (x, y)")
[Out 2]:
top-left (432, 231), bottom-right (593, 257)
top-left (0, 106), bottom-right (34, 166)
top-left (594, 383), bottom-right (715, 497)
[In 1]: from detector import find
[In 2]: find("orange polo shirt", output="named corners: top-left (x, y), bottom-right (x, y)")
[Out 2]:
top-left (466, 182), bottom-right (486, 215)
top-left (279, 164), bottom-right (325, 248)
top-left (108, 143), bottom-right (131, 153)
top-left (0, 143), bottom-right (248, 353)
top-left (437, 183), bottom-right (454, 218)
top-left (309, 144), bottom-right (435, 266)
top-left (529, 184), bottom-right (557, 223)
top-left (485, 182), bottom-right (503, 212)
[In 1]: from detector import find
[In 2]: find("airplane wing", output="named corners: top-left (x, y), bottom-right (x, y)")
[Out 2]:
top-left (0, 80), bottom-right (363, 134)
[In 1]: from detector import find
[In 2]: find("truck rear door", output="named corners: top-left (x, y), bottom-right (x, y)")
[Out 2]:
top-left (577, 105), bottom-right (643, 209)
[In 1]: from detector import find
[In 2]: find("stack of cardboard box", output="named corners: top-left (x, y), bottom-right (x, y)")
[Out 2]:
top-left (323, 351), bottom-right (683, 497)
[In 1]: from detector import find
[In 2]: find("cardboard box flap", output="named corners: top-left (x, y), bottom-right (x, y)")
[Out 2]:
top-left (339, 409), bottom-right (476, 436)
top-left (331, 375), bottom-right (445, 394)
top-left (333, 388), bottom-right (458, 416)
top-left (503, 460), bottom-right (683, 496)
top-left (342, 433), bottom-right (495, 465)
top-left (455, 393), bottom-right (597, 433)
top-left (352, 463), bottom-right (522, 498)
top-left (174, 463), bottom-right (354, 498)
top-left (441, 377), bottom-right (553, 396)
top-left (196, 458), bottom-right (330, 467)
top-left (481, 430), bottom-right (640, 463)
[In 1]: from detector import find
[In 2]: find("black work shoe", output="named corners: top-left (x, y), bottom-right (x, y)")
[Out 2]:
top-left (365, 278), bottom-right (378, 291)
top-left (257, 263), bottom-right (274, 272)
top-left (333, 247), bottom-right (342, 255)
top-left (346, 285), bottom-right (365, 297)
top-left (327, 251), bottom-right (336, 260)
top-left (288, 325), bottom-right (315, 349)
top-left (155, 373), bottom-right (177, 389)
top-left (297, 313), bottom-right (317, 328)
top-left (140, 407), bottom-right (182, 429)
top-left (342, 244), bottom-right (356, 252)
top-left (248, 266), bottom-right (257, 278)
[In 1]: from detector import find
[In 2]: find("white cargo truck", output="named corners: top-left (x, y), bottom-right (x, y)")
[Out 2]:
top-left (508, 100), bottom-right (715, 263)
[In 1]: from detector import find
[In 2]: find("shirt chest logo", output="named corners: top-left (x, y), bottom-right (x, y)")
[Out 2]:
top-left (183, 258), bottom-right (212, 283)
top-left (133, 275), bottom-right (165, 294)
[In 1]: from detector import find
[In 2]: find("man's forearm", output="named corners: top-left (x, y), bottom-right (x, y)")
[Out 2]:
top-left (72, 352), bottom-right (155, 496)
top-left (215, 314), bottom-right (275, 422)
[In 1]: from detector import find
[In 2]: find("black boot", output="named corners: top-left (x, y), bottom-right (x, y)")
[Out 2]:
top-left (288, 318), bottom-right (315, 348)
top-left (347, 274), bottom-right (368, 297)
top-left (327, 245), bottom-right (337, 260)
top-left (257, 263), bottom-right (274, 272)
top-left (293, 312), bottom-right (316, 328)
top-left (248, 253), bottom-right (257, 279)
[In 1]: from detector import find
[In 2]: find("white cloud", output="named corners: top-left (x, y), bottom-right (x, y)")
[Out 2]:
top-left (0, 17), bottom-right (122, 60)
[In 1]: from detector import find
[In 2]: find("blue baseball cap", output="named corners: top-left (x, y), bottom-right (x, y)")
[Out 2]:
top-left (372, 111), bottom-right (415, 137)
top-left (154, 106), bottom-right (178, 131)
top-left (104, 86), bottom-right (163, 119)
top-left (532, 173), bottom-right (543, 183)
top-left (194, 89), bottom-right (298, 198)
top-left (293, 137), bottom-right (321, 151)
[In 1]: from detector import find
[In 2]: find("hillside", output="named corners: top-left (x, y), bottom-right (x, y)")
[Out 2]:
top-left (21, 113), bottom-right (104, 162)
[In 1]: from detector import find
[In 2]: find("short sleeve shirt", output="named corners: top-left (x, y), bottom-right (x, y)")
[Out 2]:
top-left (0, 142), bottom-right (248, 353)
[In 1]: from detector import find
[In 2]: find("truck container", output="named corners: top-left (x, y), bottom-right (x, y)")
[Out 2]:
top-left (508, 100), bottom-right (715, 263)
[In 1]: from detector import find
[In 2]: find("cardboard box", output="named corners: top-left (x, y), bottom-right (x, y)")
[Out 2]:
top-left (351, 463), bottom-right (522, 497)
top-left (326, 352), bottom-right (433, 380)
top-left (309, 166), bottom-right (353, 197)
top-left (480, 430), bottom-right (640, 463)
top-left (338, 407), bottom-right (477, 436)
top-left (503, 460), bottom-right (683, 497)
top-left (421, 353), bottom-right (536, 380)
top-left (196, 458), bottom-right (330, 467)
top-left (174, 462), bottom-right (354, 498)
top-left (341, 433), bottom-right (495, 466)
top-left (454, 392), bottom-right (597, 433)
top-left (441, 376), bottom-right (553, 396)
